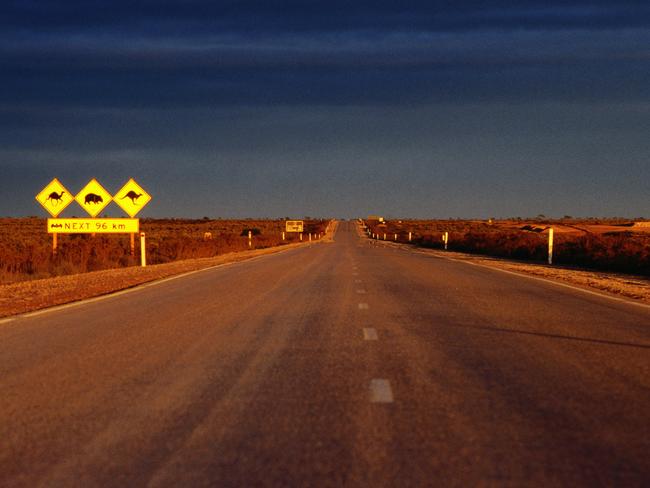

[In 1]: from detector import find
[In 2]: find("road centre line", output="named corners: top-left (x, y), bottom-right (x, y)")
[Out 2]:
top-left (354, 279), bottom-right (362, 283)
top-left (370, 379), bottom-right (394, 403)
top-left (358, 303), bottom-right (369, 310)
top-left (363, 328), bottom-right (378, 340)
top-left (356, 289), bottom-right (367, 294)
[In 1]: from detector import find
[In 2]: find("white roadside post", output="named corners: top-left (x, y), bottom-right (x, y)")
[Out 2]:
top-left (394, 233), bottom-right (397, 241)
top-left (248, 230), bottom-right (252, 248)
top-left (282, 231), bottom-right (285, 241)
top-left (300, 233), bottom-right (303, 241)
top-left (548, 227), bottom-right (554, 265)
top-left (443, 231), bottom-right (449, 250)
top-left (408, 231), bottom-right (412, 242)
top-left (309, 233), bottom-right (312, 241)
top-left (383, 233), bottom-right (386, 240)
top-left (140, 232), bottom-right (146, 267)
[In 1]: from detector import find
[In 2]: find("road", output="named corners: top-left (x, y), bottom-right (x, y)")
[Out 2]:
top-left (1, 221), bottom-right (649, 487)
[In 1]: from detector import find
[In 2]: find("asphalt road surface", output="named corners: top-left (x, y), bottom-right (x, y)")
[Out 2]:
top-left (1, 221), bottom-right (649, 487)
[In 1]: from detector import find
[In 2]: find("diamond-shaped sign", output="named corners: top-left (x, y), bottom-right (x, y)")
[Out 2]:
top-left (113, 178), bottom-right (152, 217)
top-left (35, 178), bottom-right (75, 217)
top-left (75, 178), bottom-right (112, 217)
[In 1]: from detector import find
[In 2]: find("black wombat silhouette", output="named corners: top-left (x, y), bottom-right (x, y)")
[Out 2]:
top-left (84, 193), bottom-right (103, 204)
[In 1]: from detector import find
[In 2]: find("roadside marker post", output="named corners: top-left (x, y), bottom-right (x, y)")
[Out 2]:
top-left (443, 232), bottom-right (449, 250)
top-left (140, 232), bottom-right (146, 267)
top-left (383, 233), bottom-right (386, 240)
top-left (548, 227), bottom-right (554, 265)
top-left (394, 233), bottom-right (397, 241)
top-left (300, 233), bottom-right (303, 241)
top-left (248, 230), bottom-right (252, 248)
top-left (408, 231), bottom-right (412, 242)
top-left (282, 231), bottom-right (285, 241)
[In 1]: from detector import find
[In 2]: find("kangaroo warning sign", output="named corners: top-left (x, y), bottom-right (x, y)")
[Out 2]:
top-left (75, 178), bottom-right (112, 217)
top-left (113, 178), bottom-right (152, 217)
top-left (35, 178), bottom-right (75, 217)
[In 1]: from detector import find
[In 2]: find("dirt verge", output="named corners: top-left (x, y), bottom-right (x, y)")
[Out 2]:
top-left (0, 241), bottom-right (317, 318)
top-left (368, 238), bottom-right (650, 306)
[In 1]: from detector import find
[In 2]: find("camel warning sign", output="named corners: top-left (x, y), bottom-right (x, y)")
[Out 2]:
top-left (35, 178), bottom-right (75, 217)
top-left (113, 178), bottom-right (152, 217)
top-left (75, 178), bottom-right (112, 217)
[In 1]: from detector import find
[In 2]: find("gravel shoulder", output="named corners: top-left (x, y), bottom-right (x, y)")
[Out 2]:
top-left (369, 238), bottom-right (650, 306)
top-left (0, 241), bottom-right (318, 318)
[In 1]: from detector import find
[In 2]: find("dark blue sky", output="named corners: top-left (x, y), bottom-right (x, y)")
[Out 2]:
top-left (2, 1), bottom-right (650, 218)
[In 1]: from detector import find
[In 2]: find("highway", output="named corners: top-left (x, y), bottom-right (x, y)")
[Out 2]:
top-left (1, 221), bottom-right (649, 487)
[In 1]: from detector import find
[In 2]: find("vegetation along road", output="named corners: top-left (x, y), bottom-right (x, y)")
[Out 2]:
top-left (1, 221), bottom-right (649, 486)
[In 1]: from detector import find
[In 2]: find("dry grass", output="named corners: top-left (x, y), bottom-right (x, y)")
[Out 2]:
top-left (364, 219), bottom-right (650, 276)
top-left (0, 218), bottom-right (328, 284)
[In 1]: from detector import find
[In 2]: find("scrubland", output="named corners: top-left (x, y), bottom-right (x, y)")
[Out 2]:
top-left (364, 219), bottom-right (650, 276)
top-left (0, 218), bottom-right (328, 284)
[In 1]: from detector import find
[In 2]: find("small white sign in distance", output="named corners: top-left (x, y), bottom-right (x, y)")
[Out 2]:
top-left (285, 220), bottom-right (304, 232)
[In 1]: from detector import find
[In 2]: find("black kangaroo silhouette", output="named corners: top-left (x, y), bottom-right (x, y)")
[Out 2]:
top-left (121, 191), bottom-right (143, 204)
top-left (45, 191), bottom-right (65, 206)
top-left (84, 193), bottom-right (103, 204)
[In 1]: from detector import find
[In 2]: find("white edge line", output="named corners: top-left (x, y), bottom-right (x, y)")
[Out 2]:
top-left (421, 251), bottom-right (650, 311)
top-left (8, 245), bottom-right (308, 321)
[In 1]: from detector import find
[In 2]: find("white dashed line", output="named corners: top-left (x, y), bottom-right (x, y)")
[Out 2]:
top-left (356, 289), bottom-right (367, 294)
top-left (370, 379), bottom-right (394, 403)
top-left (354, 279), bottom-right (362, 283)
top-left (358, 303), bottom-right (369, 310)
top-left (363, 328), bottom-right (378, 340)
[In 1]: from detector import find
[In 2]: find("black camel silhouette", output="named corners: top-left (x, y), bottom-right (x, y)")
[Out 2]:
top-left (45, 191), bottom-right (65, 206)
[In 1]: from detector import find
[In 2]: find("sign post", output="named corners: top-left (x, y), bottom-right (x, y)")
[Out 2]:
top-left (285, 220), bottom-right (304, 233)
top-left (114, 178), bottom-right (152, 260)
top-left (36, 177), bottom-right (152, 262)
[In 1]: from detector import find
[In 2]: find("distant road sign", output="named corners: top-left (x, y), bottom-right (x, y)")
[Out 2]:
top-left (75, 179), bottom-right (112, 217)
top-left (35, 178), bottom-right (74, 217)
top-left (113, 178), bottom-right (152, 217)
top-left (48, 218), bottom-right (139, 234)
top-left (286, 220), bottom-right (304, 232)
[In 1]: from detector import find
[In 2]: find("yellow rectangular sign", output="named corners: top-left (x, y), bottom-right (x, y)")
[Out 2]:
top-left (48, 218), bottom-right (139, 234)
top-left (285, 220), bottom-right (304, 232)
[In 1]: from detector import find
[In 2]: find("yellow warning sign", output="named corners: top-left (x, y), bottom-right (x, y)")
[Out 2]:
top-left (75, 179), bottom-right (112, 217)
top-left (113, 178), bottom-right (152, 217)
top-left (48, 218), bottom-right (139, 234)
top-left (35, 178), bottom-right (75, 217)
top-left (285, 220), bottom-right (304, 232)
